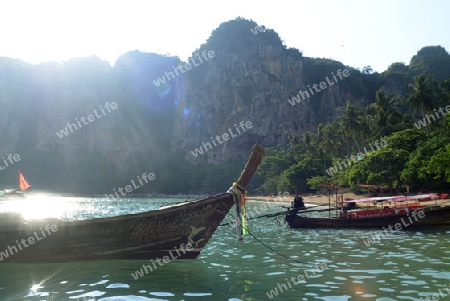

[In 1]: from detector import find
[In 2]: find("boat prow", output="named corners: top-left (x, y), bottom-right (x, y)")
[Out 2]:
top-left (0, 144), bottom-right (265, 263)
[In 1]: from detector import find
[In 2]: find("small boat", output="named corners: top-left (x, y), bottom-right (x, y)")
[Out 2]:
top-left (0, 170), bottom-right (31, 199)
top-left (0, 144), bottom-right (265, 263)
top-left (286, 194), bottom-right (450, 228)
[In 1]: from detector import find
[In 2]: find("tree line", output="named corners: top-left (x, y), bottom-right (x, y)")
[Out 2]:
top-left (257, 74), bottom-right (450, 195)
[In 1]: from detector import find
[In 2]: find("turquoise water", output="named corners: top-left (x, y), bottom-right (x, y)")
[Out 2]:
top-left (0, 196), bottom-right (449, 301)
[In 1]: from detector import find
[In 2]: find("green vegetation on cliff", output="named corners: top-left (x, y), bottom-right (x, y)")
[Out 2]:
top-left (258, 72), bottom-right (450, 194)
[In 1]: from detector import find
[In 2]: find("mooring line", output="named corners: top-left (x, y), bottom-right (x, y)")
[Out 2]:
top-left (219, 211), bottom-right (286, 226)
top-left (224, 211), bottom-right (307, 265)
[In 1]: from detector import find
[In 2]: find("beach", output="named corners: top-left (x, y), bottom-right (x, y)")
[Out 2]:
top-left (249, 194), bottom-right (450, 206)
top-left (249, 193), bottom-right (360, 205)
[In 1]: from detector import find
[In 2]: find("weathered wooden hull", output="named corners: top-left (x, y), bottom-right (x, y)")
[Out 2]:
top-left (286, 205), bottom-right (450, 229)
top-left (0, 193), bottom-right (234, 263)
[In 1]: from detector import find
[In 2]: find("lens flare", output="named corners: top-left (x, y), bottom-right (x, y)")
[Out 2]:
top-left (154, 82), bottom-right (172, 98)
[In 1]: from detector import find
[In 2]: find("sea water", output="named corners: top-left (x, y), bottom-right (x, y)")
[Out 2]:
top-left (0, 196), bottom-right (449, 301)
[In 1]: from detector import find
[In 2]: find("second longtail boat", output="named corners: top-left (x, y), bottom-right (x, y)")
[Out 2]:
top-left (0, 170), bottom-right (31, 199)
top-left (286, 194), bottom-right (450, 228)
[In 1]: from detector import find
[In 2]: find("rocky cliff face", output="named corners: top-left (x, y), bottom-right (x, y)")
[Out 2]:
top-left (173, 43), bottom-right (306, 164)
top-left (0, 54), bottom-right (179, 191)
top-left (171, 19), bottom-right (354, 164)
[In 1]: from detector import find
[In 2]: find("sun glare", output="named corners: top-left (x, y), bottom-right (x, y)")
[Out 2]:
top-left (30, 284), bottom-right (41, 292)
top-left (0, 194), bottom-right (82, 220)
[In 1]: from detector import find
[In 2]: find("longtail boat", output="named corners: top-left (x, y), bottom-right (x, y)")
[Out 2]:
top-left (286, 194), bottom-right (450, 228)
top-left (0, 144), bottom-right (265, 263)
top-left (0, 170), bottom-right (31, 199)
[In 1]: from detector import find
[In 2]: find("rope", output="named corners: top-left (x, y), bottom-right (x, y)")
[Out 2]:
top-left (219, 211), bottom-right (286, 226)
top-left (218, 204), bottom-right (330, 226)
top-left (224, 211), bottom-right (307, 265)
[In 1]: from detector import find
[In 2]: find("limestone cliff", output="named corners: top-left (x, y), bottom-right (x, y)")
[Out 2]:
top-left (0, 54), bottom-right (180, 191)
top-left (172, 18), bottom-right (353, 164)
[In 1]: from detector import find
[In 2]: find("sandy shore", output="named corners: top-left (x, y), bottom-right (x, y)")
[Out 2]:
top-left (249, 193), bottom-right (360, 205)
top-left (249, 194), bottom-right (450, 207)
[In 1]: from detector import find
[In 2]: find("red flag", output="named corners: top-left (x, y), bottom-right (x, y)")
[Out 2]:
top-left (19, 171), bottom-right (30, 191)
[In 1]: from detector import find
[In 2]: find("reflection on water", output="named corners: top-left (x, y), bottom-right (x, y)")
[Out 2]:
top-left (0, 198), bottom-right (449, 300)
top-left (0, 195), bottom-right (81, 220)
top-left (0, 194), bottom-right (166, 220)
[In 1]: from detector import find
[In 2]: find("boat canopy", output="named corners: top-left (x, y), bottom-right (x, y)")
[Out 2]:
top-left (339, 194), bottom-right (438, 204)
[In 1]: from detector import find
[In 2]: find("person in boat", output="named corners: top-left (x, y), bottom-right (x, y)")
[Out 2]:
top-left (290, 195), bottom-right (306, 215)
top-left (342, 199), bottom-right (357, 213)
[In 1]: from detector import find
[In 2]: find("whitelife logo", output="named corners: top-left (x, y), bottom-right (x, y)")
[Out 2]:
top-left (153, 50), bottom-right (215, 87)
top-left (56, 102), bottom-right (118, 138)
top-left (0, 153), bottom-right (21, 171)
top-left (105, 172), bottom-right (156, 200)
top-left (131, 243), bottom-right (193, 280)
top-left (326, 140), bottom-right (387, 176)
top-left (287, 69), bottom-right (350, 106)
top-left (250, 25), bottom-right (265, 35)
top-left (266, 262), bottom-right (329, 299)
top-left (0, 224), bottom-right (58, 261)
top-left (419, 283), bottom-right (450, 301)
top-left (363, 210), bottom-right (426, 247)
top-left (414, 104), bottom-right (450, 129)
top-left (190, 121), bottom-right (253, 158)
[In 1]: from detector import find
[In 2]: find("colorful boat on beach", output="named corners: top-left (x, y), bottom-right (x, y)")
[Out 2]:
top-left (286, 194), bottom-right (450, 228)
top-left (0, 145), bottom-right (265, 263)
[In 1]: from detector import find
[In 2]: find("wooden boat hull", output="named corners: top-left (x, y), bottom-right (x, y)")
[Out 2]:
top-left (286, 205), bottom-right (450, 229)
top-left (0, 193), bottom-right (234, 263)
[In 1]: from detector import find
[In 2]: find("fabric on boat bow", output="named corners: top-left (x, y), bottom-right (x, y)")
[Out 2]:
top-left (227, 182), bottom-right (248, 240)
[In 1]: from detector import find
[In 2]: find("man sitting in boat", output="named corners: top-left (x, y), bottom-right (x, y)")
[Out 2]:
top-left (289, 195), bottom-right (306, 215)
top-left (342, 200), bottom-right (357, 213)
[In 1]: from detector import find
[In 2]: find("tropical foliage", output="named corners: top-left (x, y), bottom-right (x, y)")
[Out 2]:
top-left (257, 73), bottom-right (450, 195)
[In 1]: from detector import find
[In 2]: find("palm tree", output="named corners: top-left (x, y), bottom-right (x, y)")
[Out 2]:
top-left (316, 122), bottom-right (345, 157)
top-left (288, 132), bottom-right (319, 161)
top-left (367, 90), bottom-right (404, 138)
top-left (438, 78), bottom-right (450, 105)
top-left (406, 75), bottom-right (437, 115)
top-left (314, 122), bottom-right (347, 168)
top-left (287, 135), bottom-right (302, 162)
top-left (336, 101), bottom-right (367, 154)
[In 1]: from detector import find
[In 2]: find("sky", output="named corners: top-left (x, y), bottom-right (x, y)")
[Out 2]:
top-left (0, 0), bottom-right (449, 73)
